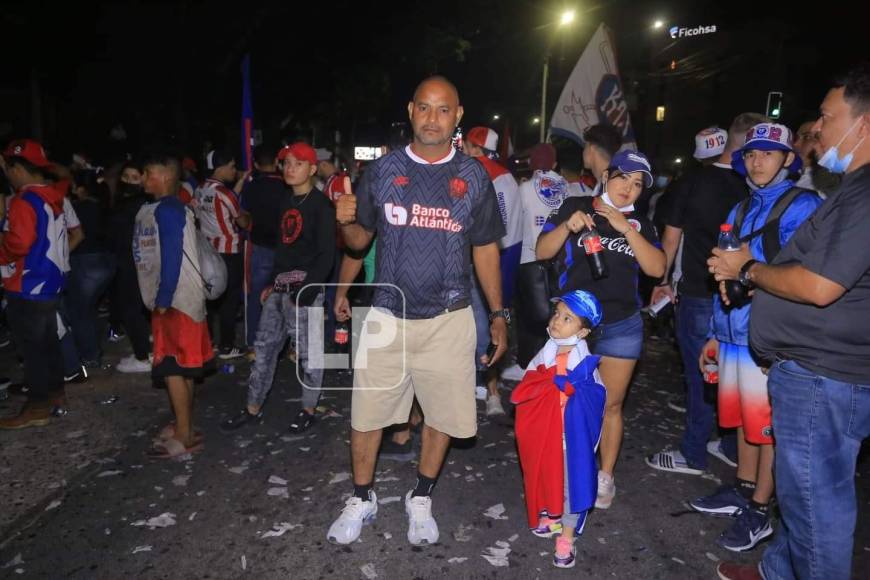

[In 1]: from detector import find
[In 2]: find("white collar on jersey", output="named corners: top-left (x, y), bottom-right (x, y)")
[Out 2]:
top-left (405, 145), bottom-right (456, 165)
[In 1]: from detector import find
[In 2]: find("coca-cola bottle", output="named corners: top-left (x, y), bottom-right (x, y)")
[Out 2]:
top-left (717, 224), bottom-right (749, 307)
top-left (580, 225), bottom-right (608, 280)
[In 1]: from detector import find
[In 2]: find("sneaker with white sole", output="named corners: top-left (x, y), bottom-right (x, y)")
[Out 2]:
top-left (501, 363), bottom-right (525, 382)
top-left (595, 470), bottom-right (616, 509)
top-left (117, 355), bottom-right (152, 374)
top-left (218, 346), bottom-right (244, 360)
top-left (690, 485), bottom-right (749, 517)
top-left (707, 439), bottom-right (738, 467)
top-left (326, 492), bottom-right (378, 544)
top-left (531, 515), bottom-right (562, 538)
top-left (645, 449), bottom-right (704, 475)
top-left (405, 491), bottom-right (439, 545)
top-left (717, 507), bottom-right (773, 552)
top-left (486, 393), bottom-right (506, 416)
top-left (552, 536), bottom-right (576, 568)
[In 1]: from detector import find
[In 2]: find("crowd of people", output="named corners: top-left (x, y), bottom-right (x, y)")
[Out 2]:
top-left (0, 62), bottom-right (868, 578)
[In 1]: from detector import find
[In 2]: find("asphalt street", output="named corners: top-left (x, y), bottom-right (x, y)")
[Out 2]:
top-left (1, 326), bottom-right (867, 579)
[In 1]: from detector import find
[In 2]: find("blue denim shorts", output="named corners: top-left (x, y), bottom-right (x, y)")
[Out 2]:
top-left (587, 312), bottom-right (644, 360)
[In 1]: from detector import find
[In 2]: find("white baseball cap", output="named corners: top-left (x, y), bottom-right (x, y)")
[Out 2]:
top-left (693, 127), bottom-right (728, 160)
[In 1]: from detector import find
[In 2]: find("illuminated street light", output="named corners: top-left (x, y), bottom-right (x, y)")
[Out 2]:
top-left (674, 157), bottom-right (683, 164)
top-left (653, 19), bottom-right (664, 29)
top-left (541, 9), bottom-right (577, 141)
top-left (493, 114), bottom-right (500, 121)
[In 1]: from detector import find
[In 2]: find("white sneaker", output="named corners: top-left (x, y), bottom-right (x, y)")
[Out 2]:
top-left (326, 492), bottom-right (377, 544)
top-left (405, 490), bottom-right (439, 545)
top-left (595, 470), bottom-right (615, 509)
top-left (486, 393), bottom-right (506, 416)
top-left (707, 439), bottom-right (738, 467)
top-left (116, 355), bottom-right (152, 373)
top-left (501, 363), bottom-right (525, 382)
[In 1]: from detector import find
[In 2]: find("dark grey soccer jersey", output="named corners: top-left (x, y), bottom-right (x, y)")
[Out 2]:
top-left (356, 146), bottom-right (505, 319)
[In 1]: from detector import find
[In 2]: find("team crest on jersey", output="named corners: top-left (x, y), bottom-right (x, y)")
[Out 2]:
top-left (534, 174), bottom-right (566, 209)
top-left (449, 177), bottom-right (468, 199)
top-left (393, 175), bottom-right (409, 187)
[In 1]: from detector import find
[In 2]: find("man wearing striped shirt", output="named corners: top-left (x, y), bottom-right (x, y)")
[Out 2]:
top-left (195, 150), bottom-right (246, 359)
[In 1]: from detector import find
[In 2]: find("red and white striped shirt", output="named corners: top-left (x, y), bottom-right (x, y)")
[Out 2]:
top-left (194, 178), bottom-right (241, 254)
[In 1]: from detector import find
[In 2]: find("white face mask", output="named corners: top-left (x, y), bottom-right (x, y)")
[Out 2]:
top-left (600, 190), bottom-right (635, 213)
top-left (547, 327), bottom-right (581, 346)
top-left (817, 117), bottom-right (865, 174)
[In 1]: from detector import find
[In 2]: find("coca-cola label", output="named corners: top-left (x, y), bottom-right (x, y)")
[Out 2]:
top-left (334, 327), bottom-right (349, 345)
top-left (583, 235), bottom-right (603, 254)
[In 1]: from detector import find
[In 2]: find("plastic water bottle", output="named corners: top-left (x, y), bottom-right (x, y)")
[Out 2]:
top-left (717, 224), bottom-right (749, 307)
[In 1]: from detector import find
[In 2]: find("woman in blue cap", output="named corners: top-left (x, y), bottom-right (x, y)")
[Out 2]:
top-left (511, 289), bottom-right (605, 568)
top-left (536, 149), bottom-right (666, 510)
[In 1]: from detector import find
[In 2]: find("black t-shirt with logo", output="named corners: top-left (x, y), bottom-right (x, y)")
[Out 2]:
top-left (543, 196), bottom-right (661, 325)
top-left (271, 188), bottom-right (336, 302)
top-left (751, 164), bottom-right (870, 384)
top-left (665, 164), bottom-right (748, 297)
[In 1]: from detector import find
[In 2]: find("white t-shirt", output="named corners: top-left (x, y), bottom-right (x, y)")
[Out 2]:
top-left (519, 170), bottom-right (590, 263)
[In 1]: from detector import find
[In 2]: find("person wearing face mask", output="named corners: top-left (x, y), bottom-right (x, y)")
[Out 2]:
top-left (689, 124), bottom-right (822, 554)
top-left (109, 161), bottom-right (154, 373)
top-left (536, 149), bottom-right (666, 510)
top-left (710, 62), bottom-right (870, 580)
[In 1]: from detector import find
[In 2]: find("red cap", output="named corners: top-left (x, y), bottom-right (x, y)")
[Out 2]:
top-left (3, 139), bottom-right (52, 168)
top-left (182, 157), bottom-right (197, 172)
top-left (467, 127), bottom-right (498, 151)
top-left (529, 143), bottom-right (556, 172)
top-left (278, 142), bottom-right (317, 166)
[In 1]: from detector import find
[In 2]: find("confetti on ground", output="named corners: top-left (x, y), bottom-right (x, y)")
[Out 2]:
top-left (483, 503), bottom-right (508, 520)
top-left (132, 546), bottom-right (152, 554)
top-left (454, 524), bottom-right (474, 542)
top-left (508, 534), bottom-right (518, 543)
top-left (172, 475), bottom-right (190, 487)
top-left (229, 466), bottom-right (248, 475)
top-left (378, 496), bottom-right (402, 505)
top-left (481, 544), bottom-right (511, 567)
top-left (706, 552), bottom-right (720, 562)
top-left (241, 555), bottom-right (247, 570)
top-left (374, 476), bottom-right (399, 483)
top-left (383, 532), bottom-right (392, 540)
top-left (131, 512), bottom-right (176, 529)
top-left (66, 430), bottom-right (86, 439)
top-left (672, 557), bottom-right (686, 565)
top-left (260, 522), bottom-right (302, 538)
top-left (448, 557), bottom-right (468, 564)
top-left (45, 500), bottom-right (61, 511)
top-left (329, 472), bottom-right (351, 485)
top-left (97, 470), bottom-right (123, 478)
top-left (189, 512), bottom-right (197, 521)
top-left (267, 487), bottom-right (289, 499)
top-left (268, 475), bottom-right (287, 486)
top-left (2, 554), bottom-right (23, 569)
top-left (360, 563), bottom-right (378, 579)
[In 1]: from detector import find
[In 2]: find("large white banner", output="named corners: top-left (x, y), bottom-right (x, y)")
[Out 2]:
top-left (549, 24), bottom-right (637, 150)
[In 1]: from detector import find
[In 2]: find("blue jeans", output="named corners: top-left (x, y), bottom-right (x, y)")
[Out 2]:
top-left (587, 312), bottom-right (644, 360)
top-left (67, 252), bottom-right (116, 362)
top-left (760, 360), bottom-right (870, 580)
top-left (676, 295), bottom-right (715, 469)
top-left (245, 244), bottom-right (275, 347)
top-left (470, 272), bottom-right (490, 371)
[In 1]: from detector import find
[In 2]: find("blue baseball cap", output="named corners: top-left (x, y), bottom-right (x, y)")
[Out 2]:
top-left (551, 290), bottom-right (603, 328)
top-left (608, 150), bottom-right (653, 188)
top-left (731, 123), bottom-right (802, 176)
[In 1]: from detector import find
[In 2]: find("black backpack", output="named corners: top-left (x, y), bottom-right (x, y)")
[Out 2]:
top-left (732, 187), bottom-right (819, 262)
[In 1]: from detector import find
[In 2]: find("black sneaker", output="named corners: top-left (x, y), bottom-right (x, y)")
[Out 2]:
top-left (379, 437), bottom-right (415, 462)
top-left (64, 366), bottom-right (89, 384)
top-left (220, 408), bottom-right (264, 433)
top-left (287, 409), bottom-right (317, 434)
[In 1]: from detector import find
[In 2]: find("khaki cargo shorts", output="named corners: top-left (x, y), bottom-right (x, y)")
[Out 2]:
top-left (351, 306), bottom-right (477, 439)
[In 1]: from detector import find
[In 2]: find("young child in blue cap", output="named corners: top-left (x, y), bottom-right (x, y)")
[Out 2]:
top-left (511, 289), bottom-right (606, 568)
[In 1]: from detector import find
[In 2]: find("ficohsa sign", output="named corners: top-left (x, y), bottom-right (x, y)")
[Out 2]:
top-left (669, 25), bottom-right (717, 39)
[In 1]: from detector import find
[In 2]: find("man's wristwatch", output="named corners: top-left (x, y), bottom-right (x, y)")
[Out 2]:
top-left (738, 259), bottom-right (758, 288)
top-left (489, 308), bottom-right (511, 324)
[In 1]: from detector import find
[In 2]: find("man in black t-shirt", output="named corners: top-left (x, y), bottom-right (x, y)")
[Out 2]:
top-left (238, 144), bottom-right (285, 351)
top-left (710, 63), bottom-right (870, 580)
top-left (646, 113), bottom-right (768, 476)
top-left (222, 142), bottom-right (335, 436)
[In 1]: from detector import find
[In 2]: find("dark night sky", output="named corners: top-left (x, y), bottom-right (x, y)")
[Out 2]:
top-left (0, 0), bottom-right (864, 166)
